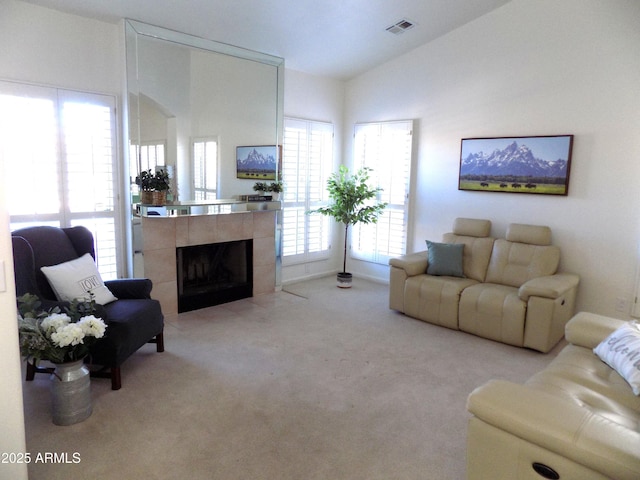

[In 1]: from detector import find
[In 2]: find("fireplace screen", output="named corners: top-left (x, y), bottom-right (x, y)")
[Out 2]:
top-left (177, 240), bottom-right (253, 313)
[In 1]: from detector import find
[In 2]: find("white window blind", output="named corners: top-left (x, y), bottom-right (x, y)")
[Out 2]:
top-left (352, 120), bottom-right (413, 265)
top-left (0, 81), bottom-right (121, 280)
top-left (193, 138), bottom-right (218, 200)
top-left (129, 141), bottom-right (165, 184)
top-left (282, 118), bottom-right (333, 264)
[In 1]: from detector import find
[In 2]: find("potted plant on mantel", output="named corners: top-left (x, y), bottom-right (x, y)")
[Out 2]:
top-left (252, 181), bottom-right (284, 200)
top-left (268, 181), bottom-right (283, 201)
top-left (136, 168), bottom-right (171, 205)
top-left (309, 165), bottom-right (387, 288)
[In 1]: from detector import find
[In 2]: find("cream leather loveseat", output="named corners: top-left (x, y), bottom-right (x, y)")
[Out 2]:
top-left (389, 218), bottom-right (580, 352)
top-left (466, 312), bottom-right (640, 480)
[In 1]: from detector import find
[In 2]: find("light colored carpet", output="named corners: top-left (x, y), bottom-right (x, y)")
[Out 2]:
top-left (21, 276), bottom-right (563, 479)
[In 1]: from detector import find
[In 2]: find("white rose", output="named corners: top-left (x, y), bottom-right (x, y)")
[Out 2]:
top-left (77, 315), bottom-right (107, 339)
top-left (41, 313), bottom-right (71, 335)
top-left (50, 323), bottom-right (85, 347)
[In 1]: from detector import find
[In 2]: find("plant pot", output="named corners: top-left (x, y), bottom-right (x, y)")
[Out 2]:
top-left (141, 190), bottom-right (167, 205)
top-left (50, 359), bottom-right (92, 426)
top-left (337, 272), bottom-right (353, 288)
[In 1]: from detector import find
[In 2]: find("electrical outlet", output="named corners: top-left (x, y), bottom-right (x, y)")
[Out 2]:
top-left (615, 297), bottom-right (627, 312)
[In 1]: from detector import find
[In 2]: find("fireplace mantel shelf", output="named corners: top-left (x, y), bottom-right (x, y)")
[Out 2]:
top-left (137, 200), bottom-right (281, 217)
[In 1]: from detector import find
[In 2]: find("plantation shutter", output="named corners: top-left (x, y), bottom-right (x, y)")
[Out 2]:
top-left (282, 118), bottom-right (333, 264)
top-left (193, 137), bottom-right (218, 200)
top-left (352, 120), bottom-right (412, 264)
top-left (1, 81), bottom-right (121, 279)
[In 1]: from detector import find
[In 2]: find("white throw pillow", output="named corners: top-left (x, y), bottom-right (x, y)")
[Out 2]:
top-left (593, 321), bottom-right (640, 395)
top-left (41, 253), bottom-right (117, 305)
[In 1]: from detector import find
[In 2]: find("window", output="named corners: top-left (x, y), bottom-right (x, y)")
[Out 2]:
top-left (193, 137), bottom-right (218, 200)
top-left (0, 81), bottom-right (121, 280)
top-left (282, 118), bottom-right (333, 264)
top-left (352, 120), bottom-right (413, 265)
top-left (129, 141), bottom-right (165, 184)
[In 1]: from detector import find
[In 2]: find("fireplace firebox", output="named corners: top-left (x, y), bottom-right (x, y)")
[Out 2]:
top-left (177, 240), bottom-right (253, 313)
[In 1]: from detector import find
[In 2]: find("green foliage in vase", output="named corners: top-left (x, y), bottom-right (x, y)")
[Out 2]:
top-left (135, 169), bottom-right (171, 192)
top-left (17, 293), bottom-right (107, 364)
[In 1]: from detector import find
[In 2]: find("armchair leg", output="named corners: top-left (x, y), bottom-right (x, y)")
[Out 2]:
top-left (111, 367), bottom-right (121, 390)
top-left (26, 360), bottom-right (35, 381)
top-left (155, 331), bottom-right (164, 352)
top-left (148, 330), bottom-right (165, 352)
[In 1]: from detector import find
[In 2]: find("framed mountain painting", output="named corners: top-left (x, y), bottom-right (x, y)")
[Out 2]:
top-left (458, 135), bottom-right (574, 195)
top-left (236, 145), bottom-right (280, 180)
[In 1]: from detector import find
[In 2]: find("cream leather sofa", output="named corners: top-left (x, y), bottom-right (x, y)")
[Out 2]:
top-left (389, 218), bottom-right (580, 352)
top-left (467, 312), bottom-right (640, 480)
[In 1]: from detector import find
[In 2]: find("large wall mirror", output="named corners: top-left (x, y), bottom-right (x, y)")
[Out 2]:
top-left (125, 20), bottom-right (284, 204)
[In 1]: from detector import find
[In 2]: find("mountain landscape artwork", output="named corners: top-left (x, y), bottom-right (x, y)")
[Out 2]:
top-left (458, 135), bottom-right (573, 195)
top-left (236, 145), bottom-right (278, 180)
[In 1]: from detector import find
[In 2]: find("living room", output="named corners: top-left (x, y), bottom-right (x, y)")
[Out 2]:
top-left (1, 0), bottom-right (639, 478)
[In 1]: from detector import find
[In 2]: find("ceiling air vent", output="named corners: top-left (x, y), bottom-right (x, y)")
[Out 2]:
top-left (386, 19), bottom-right (415, 35)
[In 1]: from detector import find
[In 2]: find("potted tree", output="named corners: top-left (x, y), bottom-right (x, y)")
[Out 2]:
top-left (309, 165), bottom-right (387, 288)
top-left (136, 168), bottom-right (171, 205)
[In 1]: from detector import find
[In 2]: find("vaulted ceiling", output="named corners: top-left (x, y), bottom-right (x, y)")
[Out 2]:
top-left (21, 0), bottom-right (511, 79)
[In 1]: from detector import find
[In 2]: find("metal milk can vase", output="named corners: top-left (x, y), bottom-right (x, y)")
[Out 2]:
top-left (50, 359), bottom-right (92, 426)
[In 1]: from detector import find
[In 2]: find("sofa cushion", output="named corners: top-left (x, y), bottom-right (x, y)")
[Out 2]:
top-left (459, 283), bottom-right (526, 346)
top-left (452, 218), bottom-right (491, 237)
top-left (485, 239), bottom-right (560, 288)
top-left (404, 274), bottom-right (477, 329)
top-left (441, 233), bottom-right (494, 282)
top-left (594, 321), bottom-right (640, 395)
top-left (426, 240), bottom-right (464, 277)
top-left (506, 223), bottom-right (552, 246)
top-left (41, 253), bottom-right (118, 305)
top-left (528, 344), bottom-right (640, 413)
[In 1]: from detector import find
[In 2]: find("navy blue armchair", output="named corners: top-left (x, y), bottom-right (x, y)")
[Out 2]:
top-left (12, 225), bottom-right (164, 390)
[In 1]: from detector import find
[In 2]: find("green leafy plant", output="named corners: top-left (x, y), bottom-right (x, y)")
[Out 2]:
top-left (267, 181), bottom-right (283, 193)
top-left (135, 169), bottom-right (171, 192)
top-left (17, 293), bottom-right (107, 364)
top-left (309, 165), bottom-right (387, 273)
top-left (253, 181), bottom-right (268, 193)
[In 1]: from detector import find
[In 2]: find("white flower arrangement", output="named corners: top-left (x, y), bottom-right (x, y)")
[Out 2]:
top-left (18, 294), bottom-right (107, 364)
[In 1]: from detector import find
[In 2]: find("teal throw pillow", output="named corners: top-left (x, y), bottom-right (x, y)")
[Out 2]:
top-left (426, 240), bottom-right (465, 277)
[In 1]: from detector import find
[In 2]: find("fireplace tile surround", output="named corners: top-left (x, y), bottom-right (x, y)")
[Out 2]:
top-left (140, 210), bottom-right (277, 315)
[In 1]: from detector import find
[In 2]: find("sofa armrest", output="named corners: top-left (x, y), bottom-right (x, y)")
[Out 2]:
top-left (388, 251), bottom-right (428, 277)
top-left (467, 379), bottom-right (640, 480)
top-left (518, 273), bottom-right (580, 301)
top-left (105, 278), bottom-right (152, 299)
top-left (564, 312), bottom-right (626, 349)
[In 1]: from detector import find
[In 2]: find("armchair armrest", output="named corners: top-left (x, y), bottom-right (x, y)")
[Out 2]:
top-left (518, 273), bottom-right (580, 301)
top-left (564, 312), bottom-right (626, 349)
top-left (467, 379), bottom-right (640, 480)
top-left (389, 251), bottom-right (428, 277)
top-left (105, 278), bottom-right (152, 299)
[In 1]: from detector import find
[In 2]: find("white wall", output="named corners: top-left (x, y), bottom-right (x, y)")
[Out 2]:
top-left (282, 69), bottom-right (345, 283)
top-left (0, 0), bottom-right (121, 93)
top-left (343, 0), bottom-right (640, 318)
top-left (0, 127), bottom-right (27, 480)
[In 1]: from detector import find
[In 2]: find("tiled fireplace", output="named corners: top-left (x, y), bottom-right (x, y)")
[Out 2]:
top-left (139, 210), bottom-right (277, 315)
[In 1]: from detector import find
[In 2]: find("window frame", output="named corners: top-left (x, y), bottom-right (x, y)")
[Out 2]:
top-left (0, 81), bottom-right (122, 280)
top-left (351, 120), bottom-right (413, 266)
top-left (281, 117), bottom-right (334, 265)
top-left (192, 136), bottom-right (219, 201)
